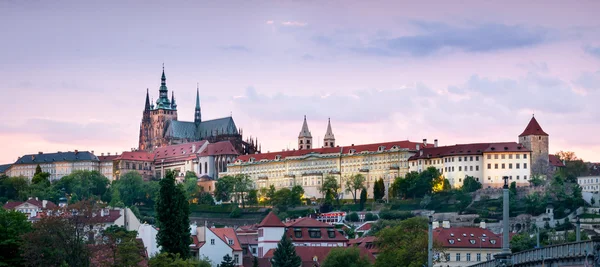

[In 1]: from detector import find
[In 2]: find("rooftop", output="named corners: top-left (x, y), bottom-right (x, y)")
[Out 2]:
top-left (14, 151), bottom-right (99, 165)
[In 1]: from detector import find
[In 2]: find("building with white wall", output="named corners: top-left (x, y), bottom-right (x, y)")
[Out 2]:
top-left (578, 176), bottom-right (600, 193)
top-left (2, 198), bottom-right (57, 220)
top-left (191, 225), bottom-right (243, 267)
top-left (5, 150), bottom-right (100, 181)
top-left (433, 225), bottom-right (505, 267)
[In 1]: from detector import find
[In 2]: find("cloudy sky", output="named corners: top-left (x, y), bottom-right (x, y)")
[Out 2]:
top-left (1, 0), bottom-right (600, 163)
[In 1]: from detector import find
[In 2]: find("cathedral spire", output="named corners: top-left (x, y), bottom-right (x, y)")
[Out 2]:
top-left (171, 91), bottom-right (177, 109)
top-left (323, 117), bottom-right (335, 148)
top-left (156, 64), bottom-right (171, 109)
top-left (194, 83), bottom-right (202, 125)
top-left (298, 115), bottom-right (313, 150)
top-left (144, 88), bottom-right (151, 111)
top-left (298, 115), bottom-right (312, 138)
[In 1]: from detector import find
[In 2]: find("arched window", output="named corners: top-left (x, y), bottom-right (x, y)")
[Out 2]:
top-left (199, 163), bottom-right (202, 174)
top-left (205, 162), bottom-right (208, 174)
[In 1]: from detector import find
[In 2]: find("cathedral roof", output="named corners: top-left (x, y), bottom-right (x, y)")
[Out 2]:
top-left (165, 121), bottom-right (197, 140)
top-left (197, 117), bottom-right (238, 138)
top-left (324, 118), bottom-right (334, 140)
top-left (298, 115), bottom-right (312, 138)
top-left (519, 116), bottom-right (548, 137)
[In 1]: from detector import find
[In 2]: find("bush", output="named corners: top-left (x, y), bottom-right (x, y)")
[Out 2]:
top-left (229, 208), bottom-right (242, 218)
top-left (378, 209), bottom-right (413, 220)
top-left (364, 213), bottom-right (378, 221)
top-left (346, 212), bottom-right (360, 222)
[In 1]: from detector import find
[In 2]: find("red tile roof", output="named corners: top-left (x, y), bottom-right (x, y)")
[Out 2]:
top-left (348, 236), bottom-right (379, 254)
top-left (433, 227), bottom-right (506, 249)
top-left (153, 141), bottom-right (207, 161)
top-left (198, 141), bottom-right (238, 157)
top-left (285, 217), bottom-right (333, 228)
top-left (235, 140), bottom-right (430, 163)
top-left (210, 227), bottom-right (242, 251)
top-left (356, 222), bottom-right (372, 232)
top-left (263, 246), bottom-right (375, 266)
top-left (82, 210), bottom-right (123, 224)
top-left (116, 151), bottom-right (154, 162)
top-left (519, 117), bottom-right (548, 137)
top-left (258, 212), bottom-right (285, 227)
top-left (237, 234), bottom-right (258, 245)
top-left (191, 235), bottom-right (205, 250)
top-left (549, 155), bottom-right (565, 167)
top-left (97, 155), bottom-right (119, 162)
top-left (409, 142), bottom-right (529, 160)
top-left (2, 199), bottom-right (57, 210)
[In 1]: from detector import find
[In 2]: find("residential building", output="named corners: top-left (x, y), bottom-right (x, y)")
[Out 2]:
top-left (191, 225), bottom-right (243, 267)
top-left (137, 67), bottom-right (259, 156)
top-left (578, 176), bottom-right (600, 193)
top-left (226, 137), bottom-right (428, 199)
top-left (137, 223), bottom-right (161, 258)
top-left (236, 224), bottom-right (259, 258)
top-left (349, 236), bottom-right (379, 258)
top-left (0, 164), bottom-right (11, 175)
top-left (261, 246), bottom-right (375, 267)
top-left (284, 217), bottom-right (348, 247)
top-left (2, 197), bottom-right (57, 220)
top-left (97, 153), bottom-right (119, 181)
top-left (113, 151), bottom-right (155, 180)
top-left (5, 150), bottom-right (99, 181)
top-left (548, 154), bottom-right (566, 173)
top-left (433, 226), bottom-right (506, 267)
top-left (257, 212), bottom-right (286, 258)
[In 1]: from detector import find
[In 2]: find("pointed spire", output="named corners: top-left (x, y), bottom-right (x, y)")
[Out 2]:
top-left (324, 118), bottom-right (334, 138)
top-left (519, 116), bottom-right (548, 137)
top-left (144, 88), bottom-right (151, 110)
top-left (195, 83), bottom-right (201, 109)
top-left (298, 115), bottom-right (312, 138)
top-left (171, 91), bottom-right (177, 109)
top-left (161, 63), bottom-right (166, 83)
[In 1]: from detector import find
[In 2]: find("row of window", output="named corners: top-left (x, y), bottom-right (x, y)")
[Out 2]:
top-left (444, 252), bottom-right (492, 262)
top-left (487, 154), bottom-right (527, 160)
top-left (487, 175), bottom-right (528, 181)
top-left (487, 163), bottom-right (527, 169)
top-left (445, 165), bottom-right (480, 172)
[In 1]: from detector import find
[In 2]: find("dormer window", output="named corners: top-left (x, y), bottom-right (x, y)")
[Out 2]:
top-left (228, 239), bottom-right (233, 245)
top-left (450, 233), bottom-right (454, 237)
top-left (275, 155), bottom-right (281, 160)
top-left (470, 240), bottom-right (476, 244)
top-left (463, 234), bottom-right (467, 237)
top-left (482, 234), bottom-right (486, 237)
top-left (392, 146), bottom-right (398, 150)
top-left (294, 229), bottom-right (302, 238)
top-left (449, 239), bottom-right (455, 244)
top-left (249, 157), bottom-right (255, 163)
top-left (327, 229), bottom-right (336, 238)
top-left (457, 238), bottom-right (461, 242)
top-left (349, 149), bottom-right (356, 154)
top-left (490, 240), bottom-right (496, 244)
top-left (378, 146), bottom-right (385, 152)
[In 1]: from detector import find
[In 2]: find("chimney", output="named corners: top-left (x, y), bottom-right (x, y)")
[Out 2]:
top-left (101, 153), bottom-right (104, 156)
top-left (192, 144), bottom-right (196, 153)
top-left (423, 139), bottom-right (427, 146)
top-left (43, 200), bottom-right (48, 209)
top-left (416, 144), bottom-right (420, 150)
top-left (433, 221), bottom-right (440, 229)
top-left (480, 221), bottom-right (486, 229)
top-left (442, 220), bottom-right (450, 228)
top-left (74, 150), bottom-right (78, 154)
top-left (434, 139), bottom-right (438, 147)
top-left (108, 152), bottom-right (111, 156)
top-left (38, 151), bottom-right (43, 154)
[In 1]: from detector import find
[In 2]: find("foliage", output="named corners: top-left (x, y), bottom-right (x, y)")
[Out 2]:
top-left (149, 252), bottom-right (211, 267)
top-left (0, 209), bottom-right (32, 267)
top-left (364, 212), bottom-right (378, 221)
top-left (214, 176), bottom-right (235, 202)
top-left (377, 209), bottom-right (414, 220)
top-left (290, 185), bottom-right (304, 208)
top-left (184, 171), bottom-right (197, 179)
top-left (461, 176), bottom-right (482, 193)
top-left (372, 178), bottom-right (385, 202)
top-left (21, 214), bottom-right (90, 267)
top-left (184, 176), bottom-right (200, 203)
top-left (246, 189), bottom-right (258, 205)
top-left (272, 188), bottom-right (292, 211)
top-left (197, 192), bottom-right (215, 205)
top-left (31, 167), bottom-right (51, 186)
top-left (230, 207), bottom-right (242, 218)
top-left (322, 247), bottom-right (372, 267)
top-left (95, 225), bottom-right (143, 267)
top-left (529, 175), bottom-right (545, 187)
top-left (345, 174), bottom-right (366, 204)
top-left (233, 174), bottom-right (253, 208)
top-left (391, 167), bottom-right (440, 199)
top-left (220, 254), bottom-right (236, 267)
top-left (510, 232), bottom-right (537, 253)
top-left (156, 170), bottom-right (192, 258)
top-left (266, 185), bottom-right (276, 205)
top-left (555, 151), bottom-right (588, 182)
top-left (509, 181), bottom-right (517, 196)
top-left (111, 171), bottom-right (145, 206)
top-left (374, 217), bottom-right (438, 267)
top-left (321, 175), bottom-right (341, 206)
top-left (253, 256), bottom-right (259, 267)
top-left (0, 176), bottom-right (31, 201)
top-left (271, 235), bottom-right (302, 267)
top-left (346, 212), bottom-right (360, 222)
top-left (54, 170), bottom-right (110, 201)
top-left (359, 188), bottom-right (367, 210)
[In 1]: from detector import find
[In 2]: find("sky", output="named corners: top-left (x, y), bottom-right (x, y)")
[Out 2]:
top-left (1, 0), bottom-right (600, 163)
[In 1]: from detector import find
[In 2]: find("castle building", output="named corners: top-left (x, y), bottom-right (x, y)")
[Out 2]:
top-left (324, 118), bottom-right (336, 148)
top-left (138, 67), bottom-right (259, 155)
top-left (298, 116), bottom-right (313, 150)
top-left (4, 151), bottom-right (100, 181)
top-left (517, 116), bottom-right (550, 175)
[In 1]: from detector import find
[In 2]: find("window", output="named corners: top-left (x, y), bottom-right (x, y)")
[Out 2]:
top-left (486, 253), bottom-right (491, 260)
top-left (490, 240), bottom-right (496, 244)
top-left (476, 156), bottom-right (479, 161)
top-left (495, 164), bottom-right (498, 169)
top-left (470, 166), bottom-right (473, 171)
top-left (309, 229), bottom-right (321, 238)
top-left (459, 166), bottom-right (462, 171)
top-left (234, 254), bottom-right (239, 264)
top-left (494, 154), bottom-right (499, 159)
top-left (517, 175), bottom-right (520, 180)
top-left (211, 239), bottom-right (215, 245)
top-left (470, 156), bottom-right (473, 161)
top-left (294, 229), bottom-right (302, 238)
top-left (452, 167), bottom-right (454, 172)
top-left (456, 253), bottom-right (461, 262)
top-left (476, 166), bottom-right (479, 171)
top-left (467, 253), bottom-right (471, 261)
top-left (524, 163), bottom-right (528, 169)
top-left (524, 175), bottom-right (528, 180)
top-left (509, 163), bottom-right (513, 169)
top-left (524, 154), bottom-right (527, 159)
top-left (252, 247), bottom-right (257, 254)
top-left (464, 156), bottom-right (467, 161)
top-left (487, 155), bottom-right (491, 159)
top-left (477, 253), bottom-right (481, 261)
top-left (502, 163), bottom-right (505, 169)
top-left (445, 254), bottom-right (450, 262)
top-left (516, 154), bottom-right (520, 159)
top-left (501, 154), bottom-right (505, 159)
top-left (459, 157), bottom-right (462, 162)
top-left (328, 230), bottom-right (335, 238)
top-left (487, 164), bottom-right (491, 169)
top-left (516, 163), bottom-right (520, 169)
top-left (228, 239), bottom-right (233, 245)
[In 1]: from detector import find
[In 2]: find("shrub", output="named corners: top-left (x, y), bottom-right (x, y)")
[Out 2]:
top-left (378, 209), bottom-right (413, 220)
top-left (346, 212), bottom-right (360, 222)
top-left (364, 213), bottom-right (378, 221)
top-left (229, 208), bottom-right (242, 218)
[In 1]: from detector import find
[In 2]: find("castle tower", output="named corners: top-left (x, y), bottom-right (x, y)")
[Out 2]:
top-left (518, 115), bottom-right (549, 175)
top-left (323, 118), bottom-right (335, 148)
top-left (147, 65), bottom-right (178, 149)
top-left (194, 83), bottom-right (201, 126)
top-left (138, 88), bottom-right (152, 150)
top-left (298, 115), bottom-right (313, 150)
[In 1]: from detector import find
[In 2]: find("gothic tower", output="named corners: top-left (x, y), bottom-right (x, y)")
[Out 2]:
top-left (323, 118), bottom-right (335, 148)
top-left (138, 88), bottom-right (152, 150)
top-left (298, 115), bottom-right (313, 150)
top-left (518, 116), bottom-right (549, 175)
top-left (147, 65), bottom-right (178, 150)
top-left (194, 83), bottom-right (201, 126)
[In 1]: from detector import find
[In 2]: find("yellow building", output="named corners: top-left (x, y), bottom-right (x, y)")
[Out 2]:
top-left (5, 150), bottom-right (100, 181)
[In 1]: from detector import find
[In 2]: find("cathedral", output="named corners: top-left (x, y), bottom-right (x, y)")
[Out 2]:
top-left (138, 67), bottom-right (260, 155)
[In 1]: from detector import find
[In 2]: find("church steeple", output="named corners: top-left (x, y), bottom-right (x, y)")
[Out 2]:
top-left (156, 64), bottom-right (171, 109)
top-left (324, 118), bottom-right (335, 148)
top-left (171, 91), bottom-right (177, 110)
top-left (298, 115), bottom-right (313, 150)
top-left (194, 83), bottom-right (202, 125)
top-left (144, 88), bottom-right (151, 111)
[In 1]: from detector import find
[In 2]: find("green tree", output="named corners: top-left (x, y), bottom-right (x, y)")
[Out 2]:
top-left (271, 235), bottom-right (302, 267)
top-left (272, 188), bottom-right (291, 211)
top-left (529, 175), bottom-right (545, 187)
top-left (0, 209), bottom-right (32, 267)
top-left (184, 171), bottom-right (198, 179)
top-left (290, 185), bottom-right (304, 208)
top-left (232, 174), bottom-right (253, 208)
top-left (322, 247), bottom-right (372, 267)
top-left (461, 176), bottom-right (482, 193)
top-left (247, 189), bottom-right (259, 205)
top-left (95, 225), bottom-right (142, 267)
top-left (346, 174), bottom-right (366, 204)
top-left (364, 213), bottom-right (378, 221)
top-left (31, 171), bottom-right (51, 186)
top-left (374, 217), bottom-right (441, 267)
top-left (321, 175), bottom-right (341, 206)
top-left (197, 192), bottom-right (215, 205)
top-left (112, 171), bottom-right (145, 206)
top-left (34, 164), bottom-right (42, 176)
top-left (266, 185), bottom-right (276, 205)
top-left (220, 254), bottom-right (236, 267)
top-left (346, 212), bottom-right (360, 222)
top-left (510, 232), bottom-right (536, 253)
top-left (214, 175), bottom-right (235, 202)
top-left (0, 176), bottom-right (29, 201)
top-left (359, 188), bottom-right (367, 210)
top-left (183, 176), bottom-right (199, 203)
top-left (373, 178), bottom-right (385, 202)
top-left (156, 170), bottom-right (192, 258)
top-left (149, 252), bottom-right (211, 267)
top-left (54, 170), bottom-right (110, 200)
top-left (253, 256), bottom-right (259, 267)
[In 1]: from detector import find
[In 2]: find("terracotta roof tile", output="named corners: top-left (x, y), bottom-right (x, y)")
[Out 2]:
top-left (2, 199), bottom-right (57, 210)
top-left (433, 227), bottom-right (506, 249)
top-left (549, 155), bottom-right (565, 167)
top-left (153, 141), bottom-right (207, 161)
top-left (97, 155), bottom-right (119, 162)
top-left (519, 117), bottom-right (548, 137)
top-left (198, 141), bottom-right (238, 157)
top-left (285, 217), bottom-right (333, 228)
top-left (409, 142), bottom-right (529, 160)
top-left (263, 246), bottom-right (375, 265)
top-left (116, 151), bottom-right (154, 161)
top-left (210, 227), bottom-right (242, 251)
top-left (356, 222), bottom-right (372, 232)
top-left (258, 212), bottom-right (285, 227)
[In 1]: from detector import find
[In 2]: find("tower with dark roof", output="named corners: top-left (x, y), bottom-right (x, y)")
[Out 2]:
top-left (194, 84), bottom-right (201, 126)
top-left (323, 118), bottom-right (335, 148)
top-left (518, 116), bottom-right (549, 174)
top-left (298, 116), bottom-right (313, 150)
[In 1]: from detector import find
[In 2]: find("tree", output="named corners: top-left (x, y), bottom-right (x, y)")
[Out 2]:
top-left (34, 164), bottom-right (42, 176)
top-left (510, 232), bottom-right (536, 253)
top-left (94, 225), bottom-right (143, 267)
top-left (214, 176), bottom-right (235, 202)
top-left (290, 185), bottom-right (304, 208)
top-left (197, 192), bottom-right (215, 205)
top-left (322, 247), bottom-right (372, 267)
top-left (21, 214), bottom-right (91, 267)
top-left (233, 174), bottom-right (253, 208)
top-left (0, 176), bottom-right (29, 201)
top-left (31, 171), bottom-right (51, 186)
top-left (112, 171), bottom-right (145, 206)
top-left (183, 176), bottom-right (199, 203)
top-left (253, 256), bottom-right (259, 267)
top-left (461, 176), bottom-right (482, 193)
top-left (0, 209), bottom-right (32, 267)
top-left (247, 189), bottom-right (259, 205)
top-left (220, 254), bottom-right (236, 267)
top-left (272, 188), bottom-right (291, 211)
top-left (271, 235), bottom-right (302, 267)
top-left (156, 170), bottom-right (192, 258)
top-left (266, 185), bottom-right (276, 205)
top-left (591, 197), bottom-right (596, 206)
top-left (346, 174), bottom-right (366, 204)
top-left (54, 170), bottom-right (110, 200)
top-left (346, 212), bottom-right (360, 222)
top-left (373, 178), bottom-right (385, 202)
top-left (184, 171), bottom-right (198, 179)
top-left (149, 252), bottom-right (211, 267)
top-left (321, 175), bottom-right (341, 206)
top-left (374, 217), bottom-right (442, 267)
top-left (529, 175), bottom-right (545, 187)
top-left (359, 188), bottom-right (367, 210)
top-left (510, 181), bottom-right (517, 196)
